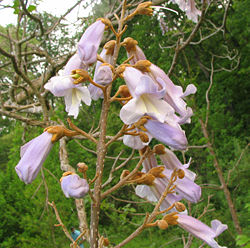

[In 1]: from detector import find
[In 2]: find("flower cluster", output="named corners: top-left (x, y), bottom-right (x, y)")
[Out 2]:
top-left (14, 7), bottom-right (227, 247)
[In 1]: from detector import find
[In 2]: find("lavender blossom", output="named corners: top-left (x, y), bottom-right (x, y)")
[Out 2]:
top-left (177, 214), bottom-right (228, 248)
top-left (77, 20), bottom-right (105, 64)
top-left (157, 146), bottom-right (196, 180)
top-left (120, 67), bottom-right (175, 125)
top-left (61, 174), bottom-right (89, 198)
top-left (149, 63), bottom-right (197, 124)
top-left (145, 119), bottom-right (188, 150)
top-left (44, 53), bottom-right (91, 119)
top-left (15, 132), bottom-right (53, 184)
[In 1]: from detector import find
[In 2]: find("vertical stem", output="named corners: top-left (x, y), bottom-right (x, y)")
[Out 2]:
top-left (199, 119), bottom-right (242, 234)
top-left (90, 2), bottom-right (127, 247)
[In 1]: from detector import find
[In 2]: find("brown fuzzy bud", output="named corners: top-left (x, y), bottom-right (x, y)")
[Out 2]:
top-left (115, 65), bottom-right (126, 77)
top-left (104, 40), bottom-right (116, 55)
top-left (77, 162), bottom-right (88, 173)
top-left (153, 144), bottom-right (166, 155)
top-left (139, 132), bottom-right (149, 143)
top-left (135, 2), bottom-right (153, 16)
top-left (103, 237), bottom-right (109, 246)
top-left (136, 173), bottom-right (155, 186)
top-left (133, 60), bottom-right (151, 72)
top-left (148, 166), bottom-right (165, 178)
top-left (157, 220), bottom-right (168, 230)
top-left (119, 85), bottom-right (131, 98)
top-left (174, 202), bottom-right (186, 212)
top-left (98, 18), bottom-right (112, 28)
top-left (121, 37), bottom-right (138, 52)
top-left (177, 169), bottom-right (185, 179)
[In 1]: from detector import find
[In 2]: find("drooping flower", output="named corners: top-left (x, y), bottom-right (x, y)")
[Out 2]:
top-left (177, 214), bottom-right (228, 248)
top-left (77, 19), bottom-right (106, 65)
top-left (155, 144), bottom-right (196, 180)
top-left (136, 153), bottom-right (201, 211)
top-left (44, 53), bottom-right (91, 119)
top-left (134, 61), bottom-right (197, 125)
top-left (121, 37), bottom-right (146, 65)
top-left (61, 173), bottom-right (89, 198)
top-left (120, 67), bottom-right (175, 125)
top-left (15, 131), bottom-right (54, 184)
top-left (145, 118), bottom-right (188, 150)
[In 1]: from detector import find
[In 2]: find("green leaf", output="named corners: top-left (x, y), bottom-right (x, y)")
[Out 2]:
top-left (27, 5), bottom-right (36, 12)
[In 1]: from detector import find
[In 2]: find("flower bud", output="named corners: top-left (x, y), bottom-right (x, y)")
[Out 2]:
top-left (121, 37), bottom-right (138, 52)
top-left (157, 220), bottom-right (168, 230)
top-left (135, 1), bottom-right (153, 16)
top-left (119, 85), bottom-right (131, 98)
top-left (174, 202), bottom-right (186, 212)
top-left (177, 169), bottom-right (185, 179)
top-left (77, 162), bottom-right (88, 173)
top-left (148, 166), bottom-right (165, 178)
top-left (104, 40), bottom-right (116, 55)
top-left (103, 237), bottom-right (110, 246)
top-left (139, 132), bottom-right (149, 143)
top-left (153, 144), bottom-right (166, 155)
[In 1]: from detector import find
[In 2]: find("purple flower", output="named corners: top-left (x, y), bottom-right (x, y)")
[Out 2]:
top-left (157, 146), bottom-right (196, 180)
top-left (15, 132), bottom-right (53, 184)
top-left (177, 214), bottom-right (228, 248)
top-left (149, 63), bottom-right (197, 124)
top-left (78, 20), bottom-right (105, 65)
top-left (89, 64), bottom-right (113, 100)
top-left (44, 53), bottom-right (91, 119)
top-left (120, 67), bottom-right (175, 125)
top-left (145, 119), bottom-right (188, 150)
top-left (61, 174), bottom-right (89, 198)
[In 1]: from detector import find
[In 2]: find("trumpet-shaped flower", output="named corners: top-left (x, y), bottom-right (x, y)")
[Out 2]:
top-left (157, 146), bottom-right (196, 181)
top-left (145, 119), bottom-right (188, 150)
top-left (15, 132), bottom-right (53, 184)
top-left (136, 153), bottom-right (201, 211)
top-left (77, 19), bottom-right (105, 64)
top-left (120, 67), bottom-right (175, 125)
top-left (149, 63), bottom-right (197, 124)
top-left (44, 53), bottom-right (91, 119)
top-left (61, 174), bottom-right (89, 198)
top-left (177, 214), bottom-right (228, 248)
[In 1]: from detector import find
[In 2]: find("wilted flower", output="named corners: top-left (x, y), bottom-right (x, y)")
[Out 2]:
top-left (61, 173), bottom-right (89, 198)
top-left (177, 214), bottom-right (228, 248)
top-left (15, 131), bottom-right (54, 184)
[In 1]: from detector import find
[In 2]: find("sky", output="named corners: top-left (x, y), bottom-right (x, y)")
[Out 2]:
top-left (0, 0), bottom-right (95, 26)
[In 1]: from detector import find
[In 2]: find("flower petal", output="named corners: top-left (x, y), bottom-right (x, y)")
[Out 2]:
top-left (15, 132), bottom-right (53, 184)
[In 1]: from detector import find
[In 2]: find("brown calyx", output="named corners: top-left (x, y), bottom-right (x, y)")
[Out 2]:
top-left (121, 37), bottom-right (138, 53)
top-left (72, 69), bottom-right (90, 84)
top-left (153, 144), bottom-right (166, 155)
top-left (104, 40), bottom-right (116, 55)
top-left (60, 171), bottom-right (75, 182)
top-left (133, 60), bottom-right (151, 72)
top-left (148, 166), bottom-right (165, 178)
top-left (135, 1), bottom-right (153, 16)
